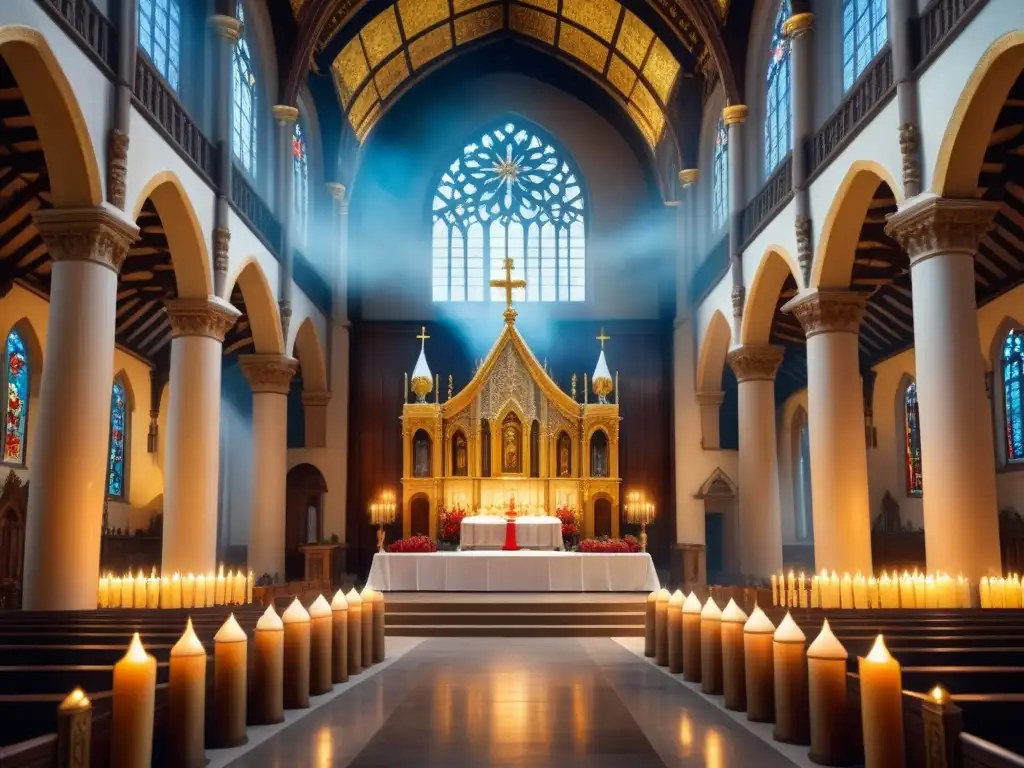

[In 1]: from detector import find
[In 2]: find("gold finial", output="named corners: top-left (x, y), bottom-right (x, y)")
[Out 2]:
top-left (416, 326), bottom-right (430, 349)
top-left (584, 373), bottom-right (589, 404)
top-left (571, 373), bottom-right (577, 400)
top-left (597, 328), bottom-right (610, 350)
top-left (447, 374), bottom-right (453, 401)
top-left (489, 257), bottom-right (527, 324)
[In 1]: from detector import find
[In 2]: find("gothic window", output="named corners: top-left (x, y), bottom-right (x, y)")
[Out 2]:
top-left (904, 380), bottom-right (923, 495)
top-left (765, 0), bottom-right (792, 176)
top-left (793, 409), bottom-right (813, 541)
top-left (107, 378), bottom-right (129, 499)
top-left (413, 430), bottom-right (431, 477)
top-left (232, 2), bottom-right (258, 176)
top-left (842, 0), bottom-right (888, 91)
top-left (432, 120), bottom-right (586, 303)
top-left (1003, 330), bottom-right (1024, 463)
top-left (2, 330), bottom-right (28, 465)
top-left (590, 429), bottom-right (609, 478)
top-left (712, 117), bottom-right (729, 232)
top-left (293, 122), bottom-right (309, 248)
top-left (138, 0), bottom-right (181, 90)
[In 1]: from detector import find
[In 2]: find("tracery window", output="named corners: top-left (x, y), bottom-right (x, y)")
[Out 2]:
top-left (432, 120), bottom-right (585, 303)
top-left (2, 330), bottom-right (28, 465)
top-left (904, 380), bottom-right (923, 495)
top-left (232, 2), bottom-right (258, 177)
top-left (765, 0), bottom-right (792, 176)
top-left (138, 0), bottom-right (181, 90)
top-left (842, 0), bottom-right (888, 91)
top-left (293, 122), bottom-right (309, 248)
top-left (712, 117), bottom-right (729, 232)
top-left (1003, 330), bottom-right (1024, 463)
top-left (107, 378), bottom-right (128, 499)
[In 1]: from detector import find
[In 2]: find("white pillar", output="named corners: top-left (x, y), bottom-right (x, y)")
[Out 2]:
top-left (886, 195), bottom-right (1001, 579)
top-left (163, 298), bottom-right (240, 575)
top-left (674, 321), bottom-right (707, 586)
top-left (324, 182), bottom-right (349, 544)
top-left (240, 354), bottom-right (296, 578)
top-left (727, 345), bottom-right (785, 578)
top-left (786, 291), bottom-right (873, 574)
top-left (22, 206), bottom-right (138, 610)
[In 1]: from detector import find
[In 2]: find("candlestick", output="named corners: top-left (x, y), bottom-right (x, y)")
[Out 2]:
top-left (282, 598), bottom-right (311, 709)
top-left (700, 597), bottom-right (723, 694)
top-left (309, 595), bottom-right (333, 696)
top-left (347, 589), bottom-right (363, 675)
top-left (721, 599), bottom-right (747, 711)
top-left (667, 590), bottom-right (684, 674)
top-left (744, 607), bottom-right (775, 723)
top-left (682, 592), bottom-right (703, 683)
top-left (773, 612), bottom-right (810, 745)
top-left (372, 589), bottom-right (386, 663)
top-left (212, 614), bottom-right (247, 747)
top-left (110, 633), bottom-right (156, 768)
top-left (249, 605), bottom-right (284, 725)
top-left (654, 588), bottom-right (670, 666)
top-left (858, 635), bottom-right (906, 768)
top-left (644, 591), bottom-right (656, 658)
top-left (807, 620), bottom-right (853, 765)
top-left (331, 590), bottom-right (349, 684)
top-left (167, 619), bottom-right (206, 768)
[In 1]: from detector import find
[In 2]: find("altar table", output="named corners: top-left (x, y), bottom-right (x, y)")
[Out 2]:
top-left (365, 551), bottom-right (660, 592)
top-left (460, 515), bottom-right (564, 550)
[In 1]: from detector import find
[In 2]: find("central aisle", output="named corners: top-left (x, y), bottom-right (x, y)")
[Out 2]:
top-left (225, 637), bottom-right (799, 767)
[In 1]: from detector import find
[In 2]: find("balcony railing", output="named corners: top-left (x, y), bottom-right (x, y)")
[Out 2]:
top-left (918, 0), bottom-right (990, 67)
top-left (741, 154), bottom-right (793, 246)
top-left (35, 0), bottom-right (116, 71)
top-left (133, 54), bottom-right (217, 185)
top-left (230, 168), bottom-right (282, 254)
top-left (808, 46), bottom-right (895, 180)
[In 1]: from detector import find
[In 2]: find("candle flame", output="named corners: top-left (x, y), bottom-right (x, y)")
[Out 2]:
top-left (931, 685), bottom-right (947, 703)
top-left (59, 687), bottom-right (91, 711)
top-left (124, 632), bottom-right (150, 663)
top-left (865, 634), bottom-right (892, 663)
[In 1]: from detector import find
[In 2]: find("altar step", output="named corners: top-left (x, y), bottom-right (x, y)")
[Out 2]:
top-left (382, 593), bottom-right (646, 637)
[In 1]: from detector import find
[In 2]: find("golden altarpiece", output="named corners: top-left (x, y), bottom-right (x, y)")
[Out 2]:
top-left (400, 260), bottom-right (620, 540)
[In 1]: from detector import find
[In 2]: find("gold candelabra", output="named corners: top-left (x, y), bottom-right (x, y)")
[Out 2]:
top-left (369, 490), bottom-right (397, 552)
top-left (623, 490), bottom-right (656, 553)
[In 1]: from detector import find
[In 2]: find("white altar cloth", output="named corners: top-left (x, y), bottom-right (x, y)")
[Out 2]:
top-left (365, 551), bottom-right (659, 592)
top-left (460, 515), bottom-right (564, 550)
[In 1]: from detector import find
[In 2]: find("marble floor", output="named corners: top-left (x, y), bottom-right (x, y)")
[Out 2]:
top-left (223, 638), bottom-right (799, 768)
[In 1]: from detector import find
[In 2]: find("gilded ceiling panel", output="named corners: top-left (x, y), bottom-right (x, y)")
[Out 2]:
top-left (349, 82), bottom-right (379, 129)
top-left (561, 0), bottom-right (621, 43)
top-left (357, 103), bottom-right (381, 141)
top-left (557, 24), bottom-right (609, 73)
top-left (454, 0), bottom-right (497, 10)
top-left (642, 38), bottom-right (679, 102)
top-left (626, 103), bottom-right (656, 147)
top-left (510, 5), bottom-right (557, 44)
top-left (361, 6), bottom-right (403, 68)
top-left (615, 11), bottom-right (653, 68)
top-left (398, 0), bottom-right (449, 39)
top-left (606, 53), bottom-right (636, 97)
top-left (333, 37), bottom-right (370, 106)
top-left (409, 26), bottom-right (453, 69)
top-left (629, 80), bottom-right (664, 140)
top-left (518, 0), bottom-right (559, 11)
top-left (454, 6), bottom-right (503, 44)
top-left (375, 54), bottom-right (410, 100)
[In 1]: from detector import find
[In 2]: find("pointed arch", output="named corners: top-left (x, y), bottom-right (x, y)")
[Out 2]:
top-left (0, 26), bottom-right (102, 207)
top-left (3, 319), bottom-right (42, 398)
top-left (290, 317), bottom-right (327, 392)
top-left (1, 324), bottom-right (31, 465)
top-left (697, 310), bottom-right (732, 394)
top-left (224, 257), bottom-right (284, 355)
top-left (130, 171), bottom-right (213, 299)
top-left (895, 373), bottom-right (922, 496)
top-left (740, 246), bottom-right (801, 346)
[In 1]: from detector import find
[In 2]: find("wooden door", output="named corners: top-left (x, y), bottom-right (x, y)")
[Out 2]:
top-left (410, 496), bottom-right (431, 537)
top-left (593, 498), bottom-right (612, 538)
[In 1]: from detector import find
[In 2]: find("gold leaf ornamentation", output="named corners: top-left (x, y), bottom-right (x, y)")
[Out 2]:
top-left (561, 0), bottom-right (620, 43)
top-left (510, 5), bottom-right (557, 44)
top-left (606, 54), bottom-right (636, 97)
top-left (642, 37), bottom-right (680, 102)
top-left (374, 54), bottom-right (410, 100)
top-left (398, 0), bottom-right (448, 39)
top-left (615, 10), bottom-right (653, 68)
top-left (361, 6), bottom-right (403, 68)
top-left (454, 5), bottom-right (503, 43)
top-left (409, 26), bottom-right (453, 69)
top-left (558, 24), bottom-right (608, 73)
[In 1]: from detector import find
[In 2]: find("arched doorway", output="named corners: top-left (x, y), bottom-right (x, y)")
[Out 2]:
top-left (285, 463), bottom-right (327, 581)
top-left (593, 497), bottom-right (612, 538)
top-left (410, 495), bottom-right (430, 537)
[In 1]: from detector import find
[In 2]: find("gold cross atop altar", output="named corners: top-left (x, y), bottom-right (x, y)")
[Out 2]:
top-left (416, 326), bottom-right (430, 349)
top-left (490, 257), bottom-right (527, 324)
top-left (597, 328), bottom-right (610, 349)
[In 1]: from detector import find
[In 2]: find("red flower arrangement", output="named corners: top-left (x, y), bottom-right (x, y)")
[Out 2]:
top-left (555, 504), bottom-right (581, 545)
top-left (438, 503), bottom-right (467, 545)
top-left (387, 535), bottom-right (437, 554)
top-left (578, 535), bottom-right (641, 554)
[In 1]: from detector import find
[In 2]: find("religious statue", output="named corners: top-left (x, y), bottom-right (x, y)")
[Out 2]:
top-left (558, 435), bottom-right (571, 477)
top-left (306, 503), bottom-right (318, 544)
top-left (503, 425), bottom-right (518, 472)
top-left (454, 433), bottom-right (467, 476)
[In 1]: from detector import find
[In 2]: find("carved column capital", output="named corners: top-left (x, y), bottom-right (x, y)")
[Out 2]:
top-left (727, 345), bottom-right (784, 383)
top-left (898, 123), bottom-right (921, 196)
top-left (32, 204), bottom-right (139, 273)
top-left (213, 227), bottom-right (230, 275)
top-left (783, 290), bottom-right (866, 337)
top-left (165, 297), bottom-right (240, 341)
top-left (783, 12), bottom-right (814, 38)
top-left (696, 390), bottom-right (725, 407)
top-left (678, 168), bottom-right (699, 188)
top-left (240, 354), bottom-right (297, 395)
top-left (884, 194), bottom-right (998, 267)
top-left (271, 105), bottom-right (299, 125)
top-left (209, 14), bottom-right (242, 42)
top-left (107, 129), bottom-right (130, 210)
top-left (722, 105), bottom-right (749, 126)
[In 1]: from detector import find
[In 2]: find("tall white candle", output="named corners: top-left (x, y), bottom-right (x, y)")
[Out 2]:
top-left (110, 633), bottom-right (156, 768)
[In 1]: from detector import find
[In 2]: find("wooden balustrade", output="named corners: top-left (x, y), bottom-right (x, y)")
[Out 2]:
top-left (34, 0), bottom-right (116, 71)
top-left (230, 168), bottom-right (282, 254)
top-left (740, 154), bottom-right (792, 246)
top-left (919, 0), bottom-right (990, 68)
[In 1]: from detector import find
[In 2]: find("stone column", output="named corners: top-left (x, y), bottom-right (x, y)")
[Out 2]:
top-left (727, 345), bottom-right (785, 578)
top-left (23, 206), bottom-right (138, 610)
top-left (324, 183), bottom-right (350, 547)
top-left (723, 105), bottom-right (748, 337)
top-left (785, 291), bottom-right (873, 575)
top-left (108, 0), bottom-right (138, 210)
top-left (677, 168), bottom-right (699, 317)
top-left (273, 105), bottom-right (299, 338)
top-left (886, 195), bottom-right (1001, 579)
top-left (783, 12), bottom-right (815, 285)
top-left (696, 391), bottom-right (725, 449)
top-left (240, 354), bottom-right (297, 578)
top-left (888, 0), bottom-right (922, 196)
top-left (163, 298), bottom-right (240, 575)
top-left (208, 13), bottom-right (242, 297)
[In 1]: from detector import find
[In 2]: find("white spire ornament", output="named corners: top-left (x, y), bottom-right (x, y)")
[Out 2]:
top-left (592, 328), bottom-right (613, 403)
top-left (410, 326), bottom-right (433, 403)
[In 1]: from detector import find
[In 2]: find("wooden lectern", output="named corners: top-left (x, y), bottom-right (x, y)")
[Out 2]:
top-left (298, 544), bottom-right (337, 584)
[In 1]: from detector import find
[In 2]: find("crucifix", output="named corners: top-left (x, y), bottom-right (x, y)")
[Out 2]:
top-left (490, 257), bottom-right (527, 324)
top-left (597, 328), bottom-right (611, 349)
top-left (416, 325), bottom-right (430, 349)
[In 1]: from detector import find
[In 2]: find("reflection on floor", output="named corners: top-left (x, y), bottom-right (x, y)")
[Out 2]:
top-left (224, 637), bottom-right (799, 767)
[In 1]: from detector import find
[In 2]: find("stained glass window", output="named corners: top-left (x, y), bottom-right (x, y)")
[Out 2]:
top-left (232, 2), bottom-right (258, 176)
top-left (842, 0), bottom-right (888, 91)
top-left (292, 123), bottom-right (309, 248)
top-left (794, 411), bottom-right (813, 541)
top-left (107, 379), bottom-right (128, 499)
top-left (712, 117), bottom-right (729, 232)
top-left (904, 381), bottom-right (923, 495)
top-left (765, 0), bottom-right (792, 176)
top-left (3, 330), bottom-right (28, 465)
top-left (432, 120), bottom-right (586, 303)
top-left (138, 0), bottom-right (181, 90)
top-left (1003, 330), bottom-right (1024, 463)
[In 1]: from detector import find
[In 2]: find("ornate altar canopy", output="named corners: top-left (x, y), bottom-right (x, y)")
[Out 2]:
top-left (400, 259), bottom-right (621, 541)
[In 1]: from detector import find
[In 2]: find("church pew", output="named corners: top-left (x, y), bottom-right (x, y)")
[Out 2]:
top-left (898, 667), bottom-right (1024, 695)
top-left (0, 644), bottom-right (176, 666)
